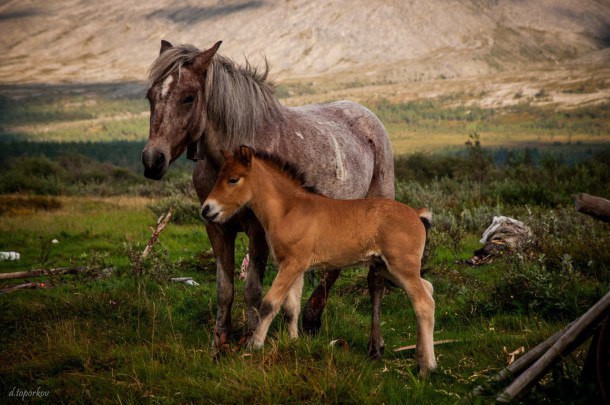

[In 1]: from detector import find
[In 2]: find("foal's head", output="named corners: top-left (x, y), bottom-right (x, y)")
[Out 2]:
top-left (142, 40), bottom-right (222, 180)
top-left (200, 146), bottom-right (255, 223)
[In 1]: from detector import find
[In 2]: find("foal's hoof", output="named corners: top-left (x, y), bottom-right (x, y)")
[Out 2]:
top-left (418, 361), bottom-right (437, 378)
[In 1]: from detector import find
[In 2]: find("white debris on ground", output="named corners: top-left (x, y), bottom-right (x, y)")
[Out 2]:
top-left (170, 277), bottom-right (200, 286)
top-left (0, 251), bottom-right (20, 261)
top-left (480, 216), bottom-right (532, 249)
top-left (239, 254), bottom-right (250, 280)
top-left (466, 216), bottom-right (532, 266)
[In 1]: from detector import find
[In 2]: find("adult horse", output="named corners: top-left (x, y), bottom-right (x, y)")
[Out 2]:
top-left (141, 40), bottom-right (394, 357)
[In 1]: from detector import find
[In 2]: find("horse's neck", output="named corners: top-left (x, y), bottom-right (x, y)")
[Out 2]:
top-left (248, 159), bottom-right (305, 230)
top-left (202, 110), bottom-right (284, 167)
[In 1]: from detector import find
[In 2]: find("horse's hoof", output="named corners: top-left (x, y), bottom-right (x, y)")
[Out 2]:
top-left (210, 343), bottom-right (232, 361)
top-left (367, 342), bottom-right (385, 360)
top-left (302, 316), bottom-right (322, 336)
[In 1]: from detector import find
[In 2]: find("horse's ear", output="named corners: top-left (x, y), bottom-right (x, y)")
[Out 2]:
top-left (238, 145), bottom-right (252, 166)
top-left (160, 40), bottom-right (173, 55)
top-left (193, 41), bottom-right (222, 72)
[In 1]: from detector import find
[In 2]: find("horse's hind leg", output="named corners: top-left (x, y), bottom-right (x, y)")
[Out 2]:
top-left (282, 273), bottom-right (304, 338)
top-left (302, 269), bottom-right (340, 335)
top-left (367, 264), bottom-right (385, 360)
top-left (244, 219), bottom-right (269, 337)
top-left (383, 253), bottom-right (436, 377)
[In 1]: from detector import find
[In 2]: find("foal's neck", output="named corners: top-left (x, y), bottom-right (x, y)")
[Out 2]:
top-left (248, 159), bottom-right (309, 230)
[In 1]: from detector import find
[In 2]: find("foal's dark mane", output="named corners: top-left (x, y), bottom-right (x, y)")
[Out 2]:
top-left (247, 148), bottom-right (318, 194)
top-left (148, 44), bottom-right (283, 145)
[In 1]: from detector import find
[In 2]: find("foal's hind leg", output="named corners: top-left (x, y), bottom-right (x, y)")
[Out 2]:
top-left (367, 264), bottom-right (385, 359)
top-left (282, 273), bottom-right (304, 338)
top-left (383, 253), bottom-right (436, 377)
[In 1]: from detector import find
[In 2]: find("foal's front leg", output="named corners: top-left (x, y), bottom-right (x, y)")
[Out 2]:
top-left (249, 260), bottom-right (307, 349)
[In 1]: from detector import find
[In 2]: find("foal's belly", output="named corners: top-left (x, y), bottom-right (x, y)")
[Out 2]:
top-left (310, 249), bottom-right (383, 270)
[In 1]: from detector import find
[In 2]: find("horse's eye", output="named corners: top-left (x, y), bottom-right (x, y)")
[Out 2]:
top-left (228, 177), bottom-right (239, 185)
top-left (182, 95), bottom-right (195, 105)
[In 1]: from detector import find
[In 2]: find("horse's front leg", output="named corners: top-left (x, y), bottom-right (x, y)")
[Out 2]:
top-left (367, 263), bottom-right (385, 359)
top-left (301, 269), bottom-right (341, 335)
top-left (206, 223), bottom-right (237, 353)
top-left (243, 219), bottom-right (269, 337)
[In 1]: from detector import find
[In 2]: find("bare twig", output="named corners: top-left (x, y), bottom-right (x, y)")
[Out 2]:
top-left (142, 210), bottom-right (172, 258)
top-left (393, 339), bottom-right (459, 352)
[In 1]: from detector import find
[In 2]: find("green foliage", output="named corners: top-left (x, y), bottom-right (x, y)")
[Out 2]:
top-left (369, 97), bottom-right (495, 126)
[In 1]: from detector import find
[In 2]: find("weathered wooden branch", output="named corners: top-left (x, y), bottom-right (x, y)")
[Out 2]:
top-left (142, 210), bottom-right (172, 258)
top-left (497, 290), bottom-right (610, 403)
top-left (575, 193), bottom-right (610, 223)
top-left (0, 266), bottom-right (87, 281)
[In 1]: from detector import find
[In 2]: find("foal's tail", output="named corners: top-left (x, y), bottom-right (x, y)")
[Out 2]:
top-left (416, 208), bottom-right (433, 241)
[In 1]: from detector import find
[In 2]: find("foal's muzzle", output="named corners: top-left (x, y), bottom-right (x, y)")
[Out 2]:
top-left (200, 203), bottom-right (220, 223)
top-left (141, 148), bottom-right (168, 180)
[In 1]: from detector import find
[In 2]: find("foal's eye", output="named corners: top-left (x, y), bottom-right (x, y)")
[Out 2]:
top-left (182, 95), bottom-right (195, 105)
top-left (228, 177), bottom-right (240, 185)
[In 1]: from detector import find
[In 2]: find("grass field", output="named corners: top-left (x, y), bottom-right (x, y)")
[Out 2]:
top-left (1, 149), bottom-right (609, 402)
top-left (1, 80), bottom-right (609, 403)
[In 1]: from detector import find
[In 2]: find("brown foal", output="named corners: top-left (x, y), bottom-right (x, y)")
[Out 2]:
top-left (201, 146), bottom-right (436, 376)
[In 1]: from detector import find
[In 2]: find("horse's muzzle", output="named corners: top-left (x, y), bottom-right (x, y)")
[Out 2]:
top-left (142, 149), bottom-right (167, 180)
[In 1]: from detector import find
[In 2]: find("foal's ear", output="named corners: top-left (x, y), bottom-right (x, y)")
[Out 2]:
top-left (193, 40), bottom-right (223, 72)
top-left (238, 145), bottom-right (252, 166)
top-left (160, 40), bottom-right (173, 55)
top-left (221, 149), bottom-right (232, 161)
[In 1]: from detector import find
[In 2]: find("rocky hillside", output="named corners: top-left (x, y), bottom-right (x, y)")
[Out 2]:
top-left (0, 0), bottom-right (609, 84)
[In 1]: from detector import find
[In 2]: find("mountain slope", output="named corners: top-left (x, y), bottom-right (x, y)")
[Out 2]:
top-left (0, 0), bottom-right (609, 84)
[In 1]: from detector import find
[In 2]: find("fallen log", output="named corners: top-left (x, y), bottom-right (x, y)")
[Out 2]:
top-left (467, 319), bottom-right (578, 400)
top-left (575, 193), bottom-right (610, 223)
top-left (497, 290), bottom-right (610, 403)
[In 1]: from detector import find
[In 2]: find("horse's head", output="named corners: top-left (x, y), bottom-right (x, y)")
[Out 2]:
top-left (141, 40), bottom-right (222, 180)
top-left (201, 146), bottom-right (254, 223)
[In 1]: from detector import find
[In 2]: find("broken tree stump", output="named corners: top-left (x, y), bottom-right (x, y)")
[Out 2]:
top-left (575, 193), bottom-right (610, 223)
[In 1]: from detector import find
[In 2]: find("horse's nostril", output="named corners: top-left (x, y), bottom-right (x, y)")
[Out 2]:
top-left (142, 149), bottom-right (165, 169)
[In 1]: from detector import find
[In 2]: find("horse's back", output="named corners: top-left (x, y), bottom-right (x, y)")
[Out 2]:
top-left (271, 100), bottom-right (394, 200)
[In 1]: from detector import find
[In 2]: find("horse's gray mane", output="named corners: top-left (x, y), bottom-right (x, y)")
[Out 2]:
top-left (148, 44), bottom-right (282, 145)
